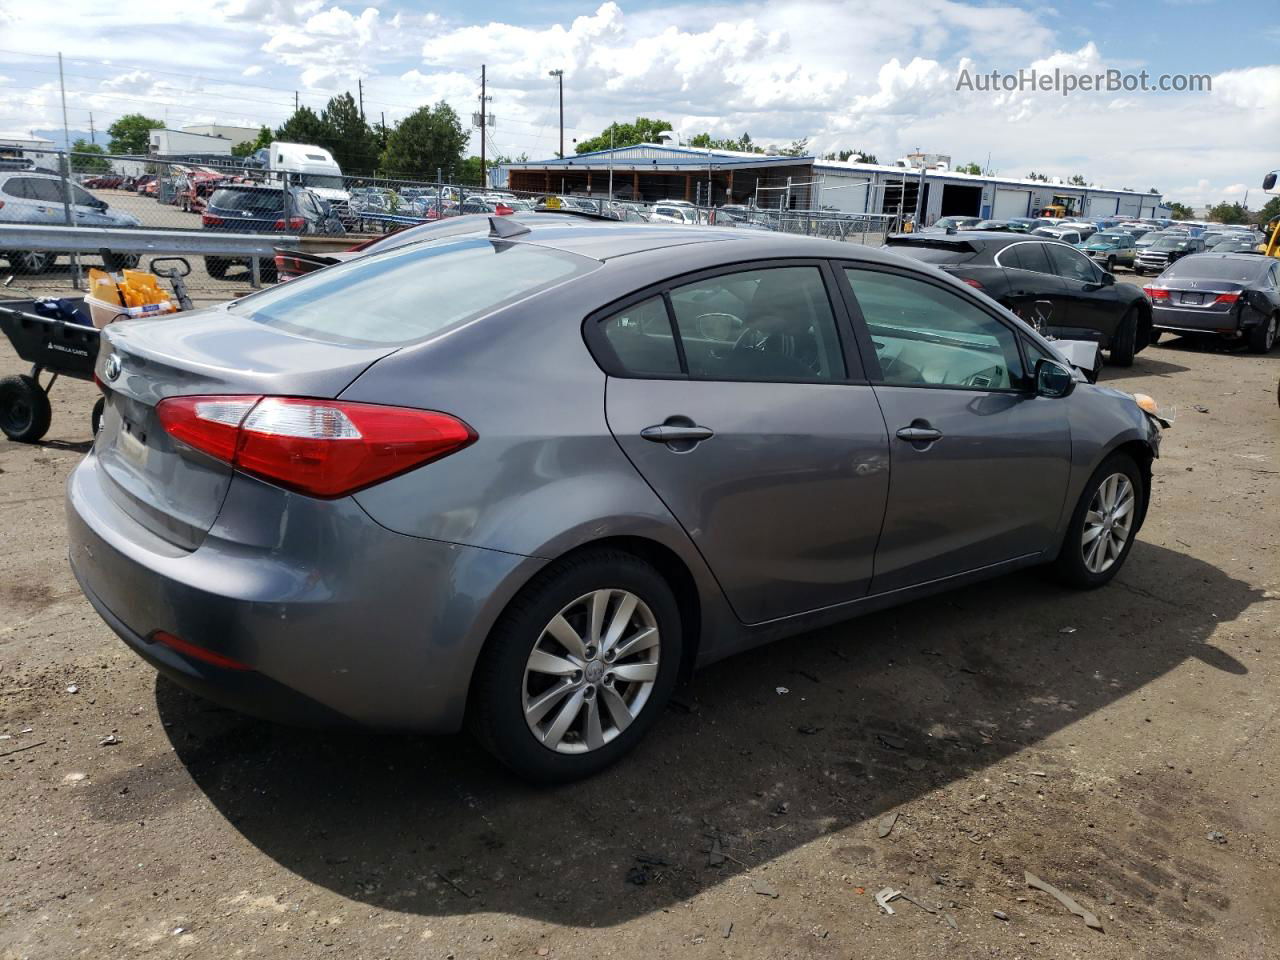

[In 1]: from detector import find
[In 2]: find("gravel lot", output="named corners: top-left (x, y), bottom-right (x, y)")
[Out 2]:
top-left (1, 281), bottom-right (1277, 960)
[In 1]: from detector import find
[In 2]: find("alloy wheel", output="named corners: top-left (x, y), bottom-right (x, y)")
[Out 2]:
top-left (523, 589), bottom-right (660, 754)
top-left (1082, 473), bottom-right (1135, 574)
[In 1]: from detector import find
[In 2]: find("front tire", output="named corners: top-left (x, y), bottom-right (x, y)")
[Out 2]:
top-left (0, 375), bottom-right (53, 443)
top-left (1109, 307), bottom-right (1138, 367)
top-left (8, 250), bottom-right (53, 274)
top-left (469, 549), bottom-right (683, 783)
top-left (102, 252), bottom-right (140, 271)
top-left (1051, 453), bottom-right (1144, 589)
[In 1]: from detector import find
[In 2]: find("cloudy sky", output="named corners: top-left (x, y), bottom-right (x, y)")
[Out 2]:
top-left (0, 0), bottom-right (1275, 205)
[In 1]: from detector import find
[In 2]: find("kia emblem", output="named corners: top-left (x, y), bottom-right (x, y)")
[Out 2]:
top-left (103, 354), bottom-right (122, 381)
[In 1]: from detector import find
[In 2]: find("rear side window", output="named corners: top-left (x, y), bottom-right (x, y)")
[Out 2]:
top-left (999, 242), bottom-right (1052, 274)
top-left (599, 297), bottom-right (681, 376)
top-left (669, 266), bottom-right (846, 382)
top-left (230, 237), bottom-right (596, 346)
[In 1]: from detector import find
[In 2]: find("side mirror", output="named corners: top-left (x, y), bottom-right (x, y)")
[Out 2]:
top-left (1036, 358), bottom-right (1076, 398)
top-left (1099, 271), bottom-right (1115, 286)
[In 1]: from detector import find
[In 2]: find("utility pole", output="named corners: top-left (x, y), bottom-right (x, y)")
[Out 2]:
top-left (380, 111), bottom-right (387, 150)
top-left (479, 64), bottom-right (487, 189)
top-left (89, 113), bottom-right (95, 145)
top-left (294, 91), bottom-right (299, 112)
top-left (57, 53), bottom-right (71, 153)
top-left (548, 69), bottom-right (564, 158)
top-left (357, 78), bottom-right (364, 119)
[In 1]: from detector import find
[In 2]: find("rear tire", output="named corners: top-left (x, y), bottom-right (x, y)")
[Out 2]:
top-left (204, 256), bottom-right (232, 280)
top-left (8, 250), bottom-right (52, 274)
top-left (469, 549), bottom-right (683, 783)
top-left (1105, 256), bottom-right (1116, 272)
top-left (1248, 314), bottom-right (1278, 354)
top-left (1051, 453), bottom-right (1144, 589)
top-left (0, 375), bottom-right (53, 443)
top-left (1109, 307), bottom-right (1138, 367)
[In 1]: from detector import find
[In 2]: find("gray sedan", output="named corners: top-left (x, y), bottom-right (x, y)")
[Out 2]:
top-left (67, 218), bottom-right (1167, 781)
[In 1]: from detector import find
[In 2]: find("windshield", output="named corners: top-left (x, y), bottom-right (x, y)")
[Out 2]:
top-left (299, 174), bottom-right (344, 190)
top-left (1152, 238), bottom-right (1190, 251)
top-left (1091, 233), bottom-right (1126, 244)
top-left (1163, 257), bottom-right (1267, 283)
top-left (229, 236), bottom-right (597, 346)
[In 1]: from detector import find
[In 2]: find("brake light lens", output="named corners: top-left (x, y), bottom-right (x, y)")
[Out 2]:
top-left (201, 213), bottom-right (223, 227)
top-left (156, 396), bottom-right (475, 498)
top-left (958, 277), bottom-right (983, 289)
top-left (1214, 291), bottom-right (1241, 304)
top-left (1144, 286), bottom-right (1169, 300)
top-left (273, 216), bottom-right (306, 230)
top-left (149, 630), bottom-right (251, 671)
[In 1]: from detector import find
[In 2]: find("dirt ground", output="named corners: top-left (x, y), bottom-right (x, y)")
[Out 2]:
top-left (1, 292), bottom-right (1277, 959)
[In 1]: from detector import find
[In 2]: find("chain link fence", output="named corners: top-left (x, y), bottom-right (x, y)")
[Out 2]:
top-left (1, 151), bottom-right (896, 302)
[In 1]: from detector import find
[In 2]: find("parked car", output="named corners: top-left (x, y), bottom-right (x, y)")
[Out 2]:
top-left (201, 184), bottom-right (344, 281)
top-left (1032, 226), bottom-right (1084, 245)
top-left (1079, 230), bottom-right (1138, 271)
top-left (68, 220), bottom-right (1166, 781)
top-left (1212, 238), bottom-right (1263, 254)
top-left (1145, 253), bottom-right (1280, 353)
top-left (0, 171), bottom-right (142, 273)
top-left (886, 231), bottom-right (1152, 365)
top-left (932, 216), bottom-right (983, 231)
top-left (649, 203), bottom-right (700, 224)
top-left (972, 218), bottom-right (1017, 232)
top-left (1134, 235), bottom-right (1206, 276)
top-left (1059, 222), bottom-right (1099, 242)
top-left (460, 197), bottom-right (515, 215)
top-left (1009, 217), bottom-right (1051, 232)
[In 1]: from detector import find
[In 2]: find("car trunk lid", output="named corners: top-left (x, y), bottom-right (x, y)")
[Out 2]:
top-left (95, 307), bottom-right (397, 550)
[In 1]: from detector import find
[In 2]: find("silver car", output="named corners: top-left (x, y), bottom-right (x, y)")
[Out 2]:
top-left (0, 171), bottom-right (141, 273)
top-left (67, 217), bottom-right (1166, 781)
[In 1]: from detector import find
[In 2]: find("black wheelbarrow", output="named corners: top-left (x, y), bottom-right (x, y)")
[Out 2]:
top-left (0, 257), bottom-right (194, 443)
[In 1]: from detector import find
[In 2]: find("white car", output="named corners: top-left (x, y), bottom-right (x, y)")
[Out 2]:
top-left (0, 171), bottom-right (141, 273)
top-left (648, 203), bottom-right (700, 224)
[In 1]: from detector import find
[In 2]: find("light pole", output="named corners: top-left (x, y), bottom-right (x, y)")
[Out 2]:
top-left (548, 69), bottom-right (564, 159)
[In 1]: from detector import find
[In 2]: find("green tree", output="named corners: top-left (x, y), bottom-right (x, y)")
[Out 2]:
top-left (1255, 195), bottom-right (1280, 225)
top-left (821, 148), bottom-right (875, 163)
top-left (321, 92), bottom-right (379, 174)
top-left (274, 107), bottom-right (331, 147)
top-left (1207, 201), bottom-right (1249, 224)
top-left (777, 137), bottom-right (810, 157)
top-left (107, 114), bottom-right (163, 154)
top-left (1069, 174), bottom-right (1087, 186)
top-left (1168, 201), bottom-right (1195, 219)
top-left (455, 156), bottom-right (486, 186)
top-left (689, 132), bottom-right (765, 154)
top-left (231, 126), bottom-right (274, 159)
top-left (380, 102), bottom-right (468, 180)
top-left (70, 139), bottom-right (111, 173)
top-left (956, 161), bottom-right (983, 175)
top-left (575, 117), bottom-right (672, 154)
top-left (1149, 187), bottom-right (1160, 194)
top-left (1026, 171), bottom-right (1050, 182)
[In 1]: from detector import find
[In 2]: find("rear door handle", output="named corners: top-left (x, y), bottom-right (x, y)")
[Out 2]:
top-left (642, 424), bottom-right (715, 443)
top-left (896, 425), bottom-right (943, 443)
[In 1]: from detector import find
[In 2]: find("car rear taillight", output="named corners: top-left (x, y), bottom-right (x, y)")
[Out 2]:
top-left (273, 216), bottom-right (306, 230)
top-left (202, 213), bottom-right (223, 227)
top-left (957, 277), bottom-right (983, 289)
top-left (1214, 291), bottom-right (1242, 304)
top-left (156, 396), bottom-right (475, 498)
top-left (149, 630), bottom-right (250, 671)
top-left (1144, 286), bottom-right (1169, 300)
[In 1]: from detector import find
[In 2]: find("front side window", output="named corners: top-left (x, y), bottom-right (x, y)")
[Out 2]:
top-left (668, 266), bottom-right (846, 382)
top-left (1045, 243), bottom-right (1099, 282)
top-left (844, 267), bottom-right (1024, 390)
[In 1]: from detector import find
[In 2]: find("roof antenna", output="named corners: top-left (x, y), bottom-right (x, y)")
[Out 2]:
top-left (489, 216), bottom-right (531, 240)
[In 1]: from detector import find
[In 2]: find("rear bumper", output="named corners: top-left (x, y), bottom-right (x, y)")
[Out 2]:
top-left (66, 451), bottom-right (544, 731)
top-left (1151, 305), bottom-right (1239, 333)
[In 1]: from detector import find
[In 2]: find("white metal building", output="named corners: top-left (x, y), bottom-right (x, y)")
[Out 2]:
top-left (148, 129), bottom-right (233, 157)
top-left (180, 124), bottom-right (262, 149)
top-left (812, 160), bottom-right (1169, 222)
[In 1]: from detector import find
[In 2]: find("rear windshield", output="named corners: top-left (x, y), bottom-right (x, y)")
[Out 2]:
top-left (1163, 257), bottom-right (1267, 283)
top-left (210, 188), bottom-right (282, 213)
top-left (886, 241), bottom-right (977, 264)
top-left (1092, 233), bottom-right (1126, 243)
top-left (229, 237), bottom-right (597, 345)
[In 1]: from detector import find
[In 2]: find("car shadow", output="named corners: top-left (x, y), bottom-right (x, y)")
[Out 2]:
top-left (153, 541), bottom-right (1254, 926)
top-left (1097, 353), bottom-right (1190, 382)
top-left (1153, 334), bottom-right (1280, 362)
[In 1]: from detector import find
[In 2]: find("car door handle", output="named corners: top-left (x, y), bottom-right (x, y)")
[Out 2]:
top-left (896, 425), bottom-right (943, 443)
top-left (641, 423), bottom-right (715, 444)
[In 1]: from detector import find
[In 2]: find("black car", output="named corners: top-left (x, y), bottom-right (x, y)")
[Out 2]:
top-left (1145, 253), bottom-right (1280, 353)
top-left (1134, 235), bottom-right (1205, 276)
top-left (886, 231), bottom-right (1152, 365)
top-left (202, 184), bottom-right (344, 281)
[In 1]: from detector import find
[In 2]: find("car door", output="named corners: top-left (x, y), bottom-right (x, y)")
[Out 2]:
top-left (1044, 241), bottom-right (1124, 339)
top-left (993, 240), bottom-right (1069, 330)
top-left (6, 176), bottom-right (63, 224)
top-left (597, 262), bottom-right (891, 624)
top-left (836, 263), bottom-right (1072, 594)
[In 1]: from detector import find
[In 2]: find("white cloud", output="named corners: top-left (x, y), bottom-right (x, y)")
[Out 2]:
top-left (242, 65), bottom-right (265, 77)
